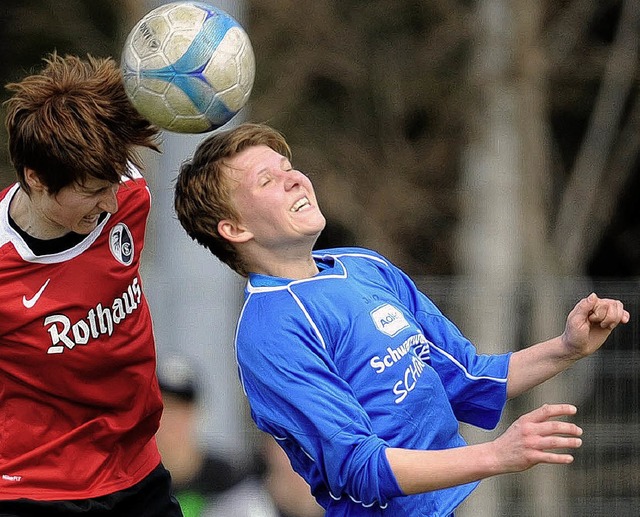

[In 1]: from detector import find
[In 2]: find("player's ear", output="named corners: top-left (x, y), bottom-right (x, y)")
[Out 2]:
top-left (24, 168), bottom-right (46, 192)
top-left (218, 218), bottom-right (253, 243)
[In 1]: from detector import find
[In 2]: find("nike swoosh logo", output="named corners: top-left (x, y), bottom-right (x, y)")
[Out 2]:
top-left (22, 278), bottom-right (51, 309)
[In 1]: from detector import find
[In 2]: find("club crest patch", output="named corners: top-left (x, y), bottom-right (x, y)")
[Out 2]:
top-left (371, 303), bottom-right (410, 337)
top-left (109, 223), bottom-right (134, 266)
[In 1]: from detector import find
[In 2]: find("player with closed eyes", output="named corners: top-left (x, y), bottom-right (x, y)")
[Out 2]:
top-left (174, 122), bottom-right (630, 517)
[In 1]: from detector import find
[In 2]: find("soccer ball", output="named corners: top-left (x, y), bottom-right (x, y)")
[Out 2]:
top-left (121, 1), bottom-right (255, 133)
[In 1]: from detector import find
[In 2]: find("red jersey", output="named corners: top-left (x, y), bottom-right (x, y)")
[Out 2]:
top-left (0, 172), bottom-right (163, 500)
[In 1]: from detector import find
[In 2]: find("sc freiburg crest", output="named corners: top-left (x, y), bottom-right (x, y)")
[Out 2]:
top-left (109, 223), bottom-right (134, 266)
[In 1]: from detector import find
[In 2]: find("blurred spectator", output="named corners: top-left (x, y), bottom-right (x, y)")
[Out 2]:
top-left (208, 432), bottom-right (325, 517)
top-left (156, 355), bottom-right (245, 517)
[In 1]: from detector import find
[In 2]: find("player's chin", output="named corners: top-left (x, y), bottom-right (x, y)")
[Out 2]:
top-left (300, 219), bottom-right (326, 238)
top-left (313, 213), bottom-right (327, 234)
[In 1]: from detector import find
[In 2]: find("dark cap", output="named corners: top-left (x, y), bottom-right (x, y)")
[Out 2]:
top-left (157, 354), bottom-right (199, 402)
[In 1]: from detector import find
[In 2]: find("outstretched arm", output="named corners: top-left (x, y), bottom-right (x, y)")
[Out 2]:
top-left (387, 295), bottom-right (628, 495)
top-left (386, 403), bottom-right (582, 494)
top-left (506, 293), bottom-right (629, 399)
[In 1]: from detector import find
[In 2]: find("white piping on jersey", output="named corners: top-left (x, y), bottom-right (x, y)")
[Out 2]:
top-left (289, 287), bottom-right (327, 349)
top-left (235, 283), bottom-right (334, 394)
top-left (245, 261), bottom-right (347, 294)
top-left (234, 300), bottom-right (251, 397)
top-left (328, 490), bottom-right (388, 509)
top-left (236, 251), bottom-right (399, 511)
top-left (313, 250), bottom-right (390, 268)
top-left (244, 250), bottom-right (390, 296)
top-left (272, 434), bottom-right (318, 465)
top-left (242, 254), bottom-right (365, 350)
top-left (430, 342), bottom-right (508, 383)
top-left (0, 184), bottom-right (111, 263)
top-left (0, 168), bottom-right (143, 264)
top-left (271, 435), bottom-right (388, 509)
top-left (237, 252), bottom-right (388, 394)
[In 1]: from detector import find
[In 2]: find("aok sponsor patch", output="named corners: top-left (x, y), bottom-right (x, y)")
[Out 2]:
top-left (370, 303), bottom-right (409, 337)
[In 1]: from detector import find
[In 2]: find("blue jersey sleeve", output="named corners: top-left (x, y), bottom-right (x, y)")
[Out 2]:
top-left (235, 292), bottom-right (404, 507)
top-left (386, 264), bottom-right (510, 430)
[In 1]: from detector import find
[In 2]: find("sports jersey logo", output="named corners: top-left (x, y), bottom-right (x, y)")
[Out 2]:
top-left (22, 278), bottom-right (51, 308)
top-left (371, 303), bottom-right (409, 337)
top-left (368, 334), bottom-right (432, 404)
top-left (369, 334), bottom-right (431, 373)
top-left (1, 474), bottom-right (22, 482)
top-left (45, 277), bottom-right (142, 354)
top-left (109, 223), bottom-right (134, 265)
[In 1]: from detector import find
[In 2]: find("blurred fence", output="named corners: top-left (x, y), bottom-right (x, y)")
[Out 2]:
top-left (418, 276), bottom-right (640, 517)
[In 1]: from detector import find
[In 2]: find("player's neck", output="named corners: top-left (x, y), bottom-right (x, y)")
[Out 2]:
top-left (9, 187), bottom-right (68, 240)
top-left (249, 249), bottom-right (319, 279)
top-left (240, 237), bottom-right (322, 279)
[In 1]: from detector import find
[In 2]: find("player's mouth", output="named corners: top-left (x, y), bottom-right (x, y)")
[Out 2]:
top-left (82, 214), bottom-right (100, 225)
top-left (291, 196), bottom-right (311, 212)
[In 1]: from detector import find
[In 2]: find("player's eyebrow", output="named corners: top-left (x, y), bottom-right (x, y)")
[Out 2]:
top-left (280, 157), bottom-right (292, 169)
top-left (75, 181), bottom-right (114, 194)
top-left (255, 156), bottom-right (290, 175)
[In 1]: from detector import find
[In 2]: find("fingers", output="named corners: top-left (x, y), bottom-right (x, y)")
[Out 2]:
top-left (531, 451), bottom-right (576, 465)
top-left (536, 432), bottom-right (582, 450)
top-left (531, 421), bottom-right (583, 453)
top-left (534, 419), bottom-right (583, 439)
top-left (522, 425), bottom-right (583, 465)
top-left (588, 295), bottom-right (630, 329)
top-left (572, 292), bottom-right (630, 330)
top-left (524, 403), bottom-right (577, 423)
top-left (495, 403), bottom-right (585, 472)
top-left (521, 405), bottom-right (583, 451)
top-left (519, 404), bottom-right (583, 459)
top-left (572, 292), bottom-right (598, 320)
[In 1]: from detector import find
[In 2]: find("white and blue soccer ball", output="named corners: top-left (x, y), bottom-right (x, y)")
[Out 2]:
top-left (121, 1), bottom-right (255, 133)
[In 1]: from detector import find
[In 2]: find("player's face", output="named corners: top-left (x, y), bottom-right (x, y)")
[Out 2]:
top-left (223, 145), bottom-right (326, 247)
top-left (36, 176), bottom-right (119, 236)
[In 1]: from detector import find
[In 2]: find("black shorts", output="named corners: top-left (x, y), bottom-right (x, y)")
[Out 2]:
top-left (0, 463), bottom-right (183, 517)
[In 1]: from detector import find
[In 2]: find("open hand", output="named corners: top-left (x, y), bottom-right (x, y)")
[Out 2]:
top-left (492, 404), bottom-right (583, 473)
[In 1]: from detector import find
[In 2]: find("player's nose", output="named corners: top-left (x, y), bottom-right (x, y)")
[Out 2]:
top-left (98, 184), bottom-right (119, 213)
top-left (283, 169), bottom-right (304, 190)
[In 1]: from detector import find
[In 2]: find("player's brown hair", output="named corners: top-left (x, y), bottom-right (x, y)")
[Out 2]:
top-left (4, 52), bottom-right (160, 194)
top-left (174, 122), bottom-right (292, 276)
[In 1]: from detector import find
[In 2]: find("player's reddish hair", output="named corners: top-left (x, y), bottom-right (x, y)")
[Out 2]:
top-left (4, 52), bottom-right (160, 194)
top-left (174, 122), bottom-right (291, 276)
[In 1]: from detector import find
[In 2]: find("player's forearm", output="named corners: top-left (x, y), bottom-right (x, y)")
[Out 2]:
top-left (385, 443), bottom-right (500, 494)
top-left (386, 403), bottom-right (583, 496)
top-left (506, 336), bottom-right (577, 399)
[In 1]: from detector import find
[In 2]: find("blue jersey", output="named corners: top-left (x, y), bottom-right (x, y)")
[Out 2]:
top-left (235, 247), bottom-right (511, 516)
